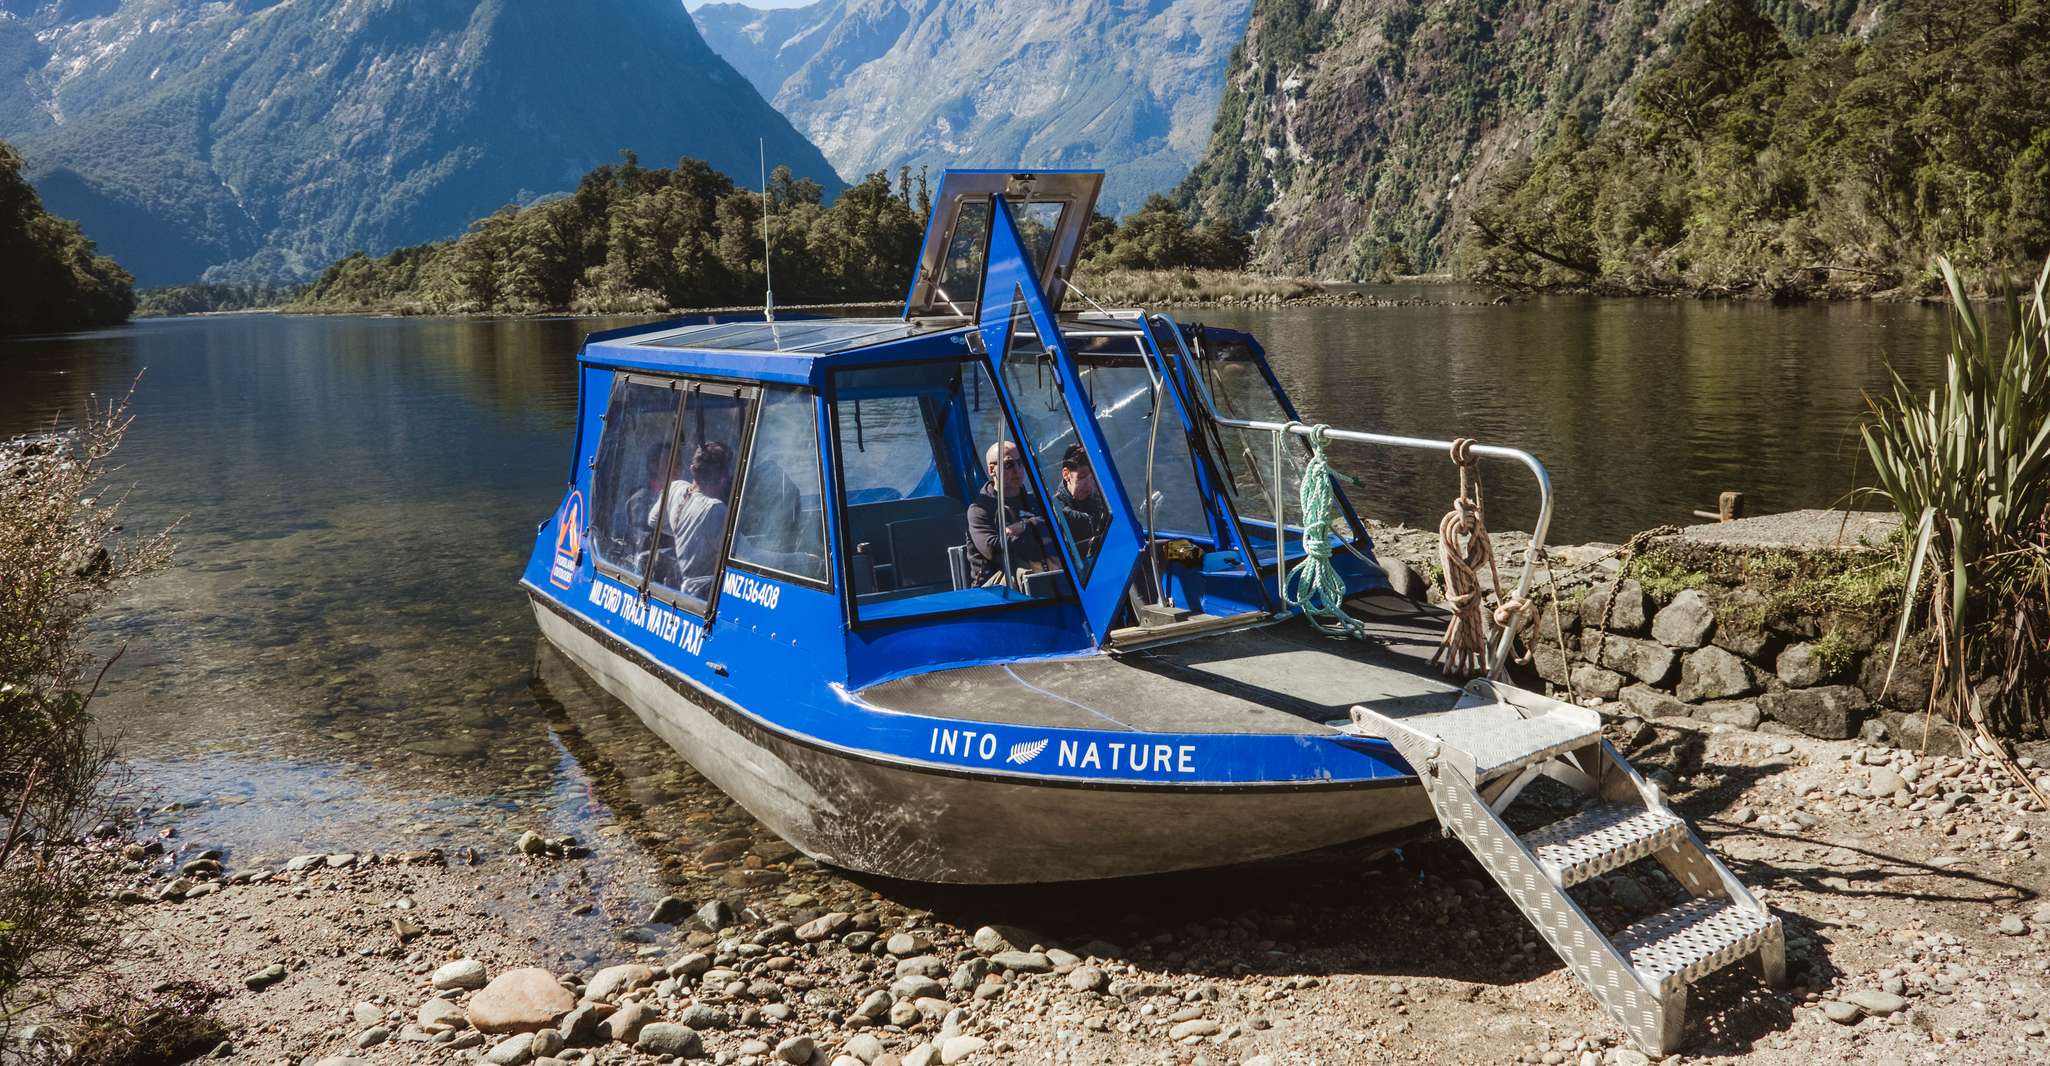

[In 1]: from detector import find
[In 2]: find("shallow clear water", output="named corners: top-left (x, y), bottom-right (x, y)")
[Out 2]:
top-left (0, 301), bottom-right (1949, 890)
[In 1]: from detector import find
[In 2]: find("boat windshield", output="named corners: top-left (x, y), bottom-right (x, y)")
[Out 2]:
top-left (1062, 328), bottom-right (1210, 539)
top-left (1196, 336), bottom-right (1354, 548)
top-left (831, 358), bottom-right (1066, 622)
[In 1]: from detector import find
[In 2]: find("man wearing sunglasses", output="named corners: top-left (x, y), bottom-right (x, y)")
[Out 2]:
top-left (964, 440), bottom-right (1060, 587)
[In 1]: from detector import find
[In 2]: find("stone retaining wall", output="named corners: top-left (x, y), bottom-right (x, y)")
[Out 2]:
top-left (1370, 510), bottom-right (1976, 756)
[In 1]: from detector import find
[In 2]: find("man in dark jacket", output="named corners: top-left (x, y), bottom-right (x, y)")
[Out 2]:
top-left (965, 440), bottom-right (1060, 587)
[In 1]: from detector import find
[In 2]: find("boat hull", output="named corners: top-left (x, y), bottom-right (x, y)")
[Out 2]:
top-left (530, 595), bottom-right (1437, 884)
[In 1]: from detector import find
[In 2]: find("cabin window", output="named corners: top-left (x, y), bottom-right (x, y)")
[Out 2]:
top-left (832, 359), bottom-right (1062, 622)
top-left (1009, 200), bottom-right (1065, 280)
top-left (929, 200), bottom-right (991, 315)
top-left (646, 383), bottom-right (756, 609)
top-left (925, 198), bottom-right (1066, 316)
top-left (589, 377), bottom-right (685, 587)
top-left (730, 386), bottom-right (828, 584)
top-left (589, 374), bottom-right (758, 616)
top-left (1068, 353), bottom-right (1209, 538)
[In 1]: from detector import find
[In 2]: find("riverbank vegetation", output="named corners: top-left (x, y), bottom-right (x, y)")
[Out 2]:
top-left (292, 160), bottom-right (1269, 315)
top-left (293, 156), bottom-right (923, 315)
top-left (1, 141), bottom-right (134, 334)
top-left (1862, 255), bottom-right (2050, 747)
top-left (1461, 0), bottom-right (2050, 298)
top-left (136, 283), bottom-right (305, 318)
top-left (1067, 268), bottom-right (1319, 308)
top-left (0, 394), bottom-right (174, 1044)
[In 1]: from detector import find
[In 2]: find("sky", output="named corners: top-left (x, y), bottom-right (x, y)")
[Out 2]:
top-left (683, 0), bottom-right (814, 8)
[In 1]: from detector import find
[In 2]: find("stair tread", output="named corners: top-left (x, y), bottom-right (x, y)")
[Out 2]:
top-left (1615, 898), bottom-right (1779, 996)
top-left (1380, 697), bottom-right (1599, 781)
top-left (1525, 803), bottom-right (1688, 887)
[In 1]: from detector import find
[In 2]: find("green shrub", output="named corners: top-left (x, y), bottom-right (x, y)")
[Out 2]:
top-left (0, 390), bottom-right (173, 1036)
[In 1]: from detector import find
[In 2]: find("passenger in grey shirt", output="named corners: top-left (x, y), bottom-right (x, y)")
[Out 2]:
top-left (655, 440), bottom-right (734, 599)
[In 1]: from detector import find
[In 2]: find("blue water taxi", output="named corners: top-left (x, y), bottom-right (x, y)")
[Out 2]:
top-left (522, 168), bottom-right (1783, 1054)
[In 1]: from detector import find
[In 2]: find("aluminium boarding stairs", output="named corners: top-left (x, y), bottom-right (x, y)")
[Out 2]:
top-left (1351, 679), bottom-right (1786, 1055)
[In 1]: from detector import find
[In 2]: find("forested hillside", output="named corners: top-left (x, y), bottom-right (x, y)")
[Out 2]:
top-left (294, 158), bottom-right (924, 315)
top-left (0, 0), bottom-right (839, 286)
top-left (292, 154), bottom-right (1252, 315)
top-left (1176, 0), bottom-right (1878, 279)
top-left (1462, 0), bottom-right (2050, 296)
top-left (0, 139), bottom-right (131, 334)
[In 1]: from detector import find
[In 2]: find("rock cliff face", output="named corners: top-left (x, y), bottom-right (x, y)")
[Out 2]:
top-left (692, 0), bottom-right (1253, 215)
top-left (1176, 0), bottom-right (1873, 279)
top-left (0, 0), bottom-right (841, 284)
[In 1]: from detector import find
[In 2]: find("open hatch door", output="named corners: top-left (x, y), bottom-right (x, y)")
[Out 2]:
top-left (903, 170), bottom-right (1102, 320)
top-left (971, 193), bottom-right (1142, 645)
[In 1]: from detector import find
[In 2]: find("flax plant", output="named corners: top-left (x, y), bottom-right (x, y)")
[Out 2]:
top-left (1861, 256), bottom-right (2050, 751)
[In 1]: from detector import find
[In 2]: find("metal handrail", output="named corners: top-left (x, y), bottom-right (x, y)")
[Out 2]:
top-left (1152, 313), bottom-right (1556, 680)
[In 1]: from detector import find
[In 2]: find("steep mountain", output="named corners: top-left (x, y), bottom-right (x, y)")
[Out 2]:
top-left (1177, 0), bottom-right (1874, 278)
top-left (691, 0), bottom-right (1253, 215)
top-left (0, 136), bottom-right (132, 333)
top-left (0, 0), bottom-right (842, 285)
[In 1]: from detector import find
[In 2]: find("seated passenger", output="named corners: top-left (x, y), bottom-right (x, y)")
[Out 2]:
top-left (1054, 444), bottom-right (1110, 560)
top-left (965, 440), bottom-right (1060, 587)
top-left (656, 440), bottom-right (734, 600)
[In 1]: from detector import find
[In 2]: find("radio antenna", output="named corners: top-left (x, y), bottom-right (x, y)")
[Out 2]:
top-left (759, 139), bottom-right (776, 323)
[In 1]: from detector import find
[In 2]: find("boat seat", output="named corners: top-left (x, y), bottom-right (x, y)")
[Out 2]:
top-left (888, 513), bottom-right (968, 592)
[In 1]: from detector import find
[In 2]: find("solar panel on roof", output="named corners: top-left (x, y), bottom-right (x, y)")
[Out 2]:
top-left (635, 319), bottom-right (916, 354)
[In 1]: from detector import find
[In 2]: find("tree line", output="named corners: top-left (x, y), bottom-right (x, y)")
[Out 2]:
top-left (293, 155), bottom-right (1249, 315)
top-left (0, 141), bottom-right (134, 334)
top-left (1460, 0), bottom-right (2050, 297)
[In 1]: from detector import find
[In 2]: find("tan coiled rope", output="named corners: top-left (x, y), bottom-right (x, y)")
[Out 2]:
top-left (1431, 438), bottom-right (1534, 676)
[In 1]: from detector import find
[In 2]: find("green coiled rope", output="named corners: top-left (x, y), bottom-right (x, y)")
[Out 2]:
top-left (1282, 424), bottom-right (1374, 638)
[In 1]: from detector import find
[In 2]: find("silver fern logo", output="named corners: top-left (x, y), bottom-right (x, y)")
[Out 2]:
top-left (1006, 739), bottom-right (1049, 765)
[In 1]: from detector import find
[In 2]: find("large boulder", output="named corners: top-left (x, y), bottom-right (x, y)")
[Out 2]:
top-left (1583, 633), bottom-right (1679, 686)
top-left (1618, 684), bottom-right (1691, 720)
top-left (1858, 637), bottom-right (1938, 710)
top-left (1570, 662), bottom-right (1626, 702)
top-left (1775, 641), bottom-right (1841, 688)
top-left (1532, 644), bottom-right (1570, 686)
top-left (584, 963), bottom-right (656, 1004)
top-left (1677, 646), bottom-right (1761, 703)
top-left (635, 1023), bottom-right (702, 1058)
top-left (1580, 580), bottom-right (1649, 634)
top-left (467, 968), bottom-right (576, 1035)
top-left (1759, 685), bottom-right (1869, 739)
top-left (1651, 589), bottom-right (1716, 648)
top-left (1698, 700), bottom-right (1763, 729)
top-left (431, 959), bottom-right (488, 991)
top-left (1875, 710), bottom-right (1968, 756)
top-left (1710, 587), bottom-right (1774, 659)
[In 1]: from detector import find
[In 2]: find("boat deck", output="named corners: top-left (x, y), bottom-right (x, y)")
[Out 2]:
top-left (855, 592), bottom-right (1466, 734)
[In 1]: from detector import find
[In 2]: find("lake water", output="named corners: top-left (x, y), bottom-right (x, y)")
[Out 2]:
top-left (0, 297), bottom-right (1951, 941)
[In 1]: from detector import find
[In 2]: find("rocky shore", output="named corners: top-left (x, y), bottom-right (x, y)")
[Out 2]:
top-left (25, 512), bottom-right (2048, 1066)
top-left (50, 714), bottom-right (2047, 1066)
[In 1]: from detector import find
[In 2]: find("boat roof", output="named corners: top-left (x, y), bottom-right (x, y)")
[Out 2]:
top-left (578, 315), bottom-right (970, 387)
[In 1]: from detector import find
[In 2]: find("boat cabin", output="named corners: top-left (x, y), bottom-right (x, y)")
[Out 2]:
top-left (533, 169), bottom-right (1389, 693)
